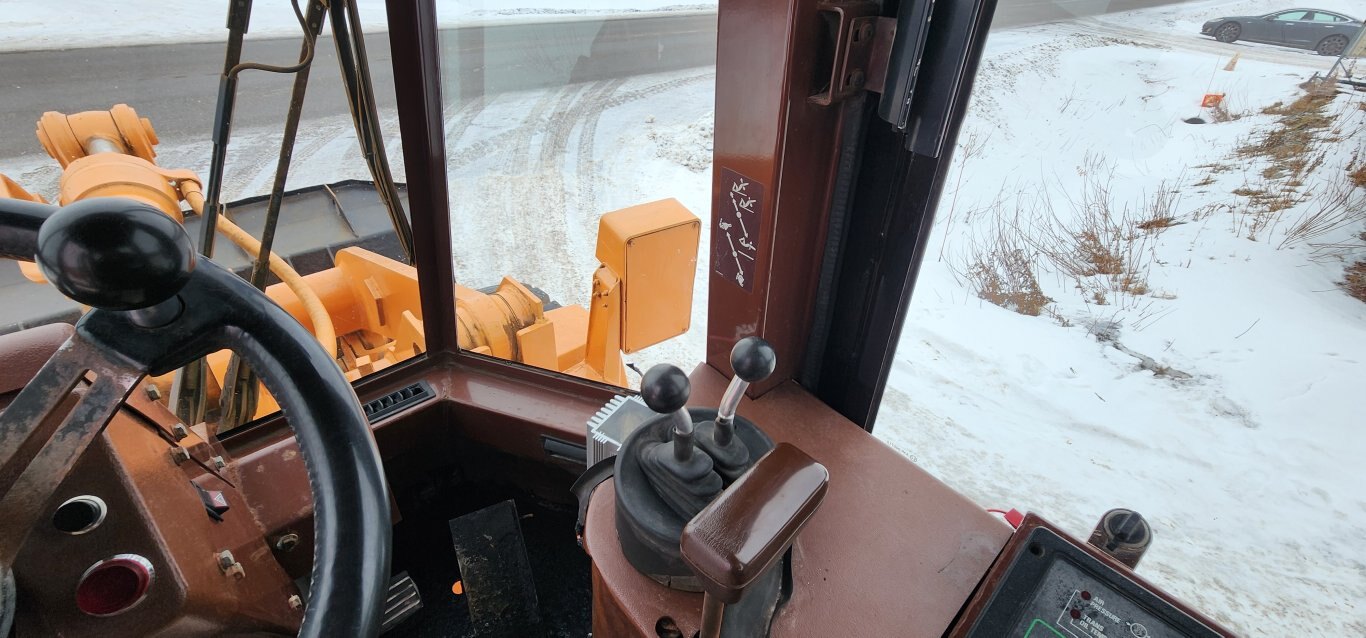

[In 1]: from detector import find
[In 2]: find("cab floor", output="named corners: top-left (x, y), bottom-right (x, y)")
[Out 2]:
top-left (385, 478), bottom-right (592, 638)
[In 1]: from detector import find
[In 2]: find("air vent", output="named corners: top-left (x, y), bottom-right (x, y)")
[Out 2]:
top-left (364, 381), bottom-right (435, 423)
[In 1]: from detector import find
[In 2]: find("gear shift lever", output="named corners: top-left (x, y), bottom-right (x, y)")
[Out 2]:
top-left (611, 351), bottom-right (775, 589)
top-left (697, 337), bottom-right (775, 482)
top-left (641, 364), bottom-right (699, 462)
top-left (638, 365), bottom-right (723, 519)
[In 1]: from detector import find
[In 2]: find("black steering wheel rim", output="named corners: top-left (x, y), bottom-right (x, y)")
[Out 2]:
top-left (1, 197), bottom-right (392, 637)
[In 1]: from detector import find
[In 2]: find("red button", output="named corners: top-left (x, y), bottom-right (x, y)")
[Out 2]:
top-left (76, 555), bottom-right (153, 616)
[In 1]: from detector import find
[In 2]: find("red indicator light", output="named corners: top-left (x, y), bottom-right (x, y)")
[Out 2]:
top-left (76, 555), bottom-right (154, 616)
top-left (1081, 590), bottom-right (1091, 601)
top-left (1070, 609), bottom-right (1082, 619)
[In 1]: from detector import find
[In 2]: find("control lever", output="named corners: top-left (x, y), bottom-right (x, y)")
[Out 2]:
top-left (697, 337), bottom-right (775, 481)
top-left (681, 443), bottom-right (829, 638)
top-left (638, 365), bottom-right (723, 519)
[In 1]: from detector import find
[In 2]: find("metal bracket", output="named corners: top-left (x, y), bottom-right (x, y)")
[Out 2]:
top-left (810, 3), bottom-right (897, 106)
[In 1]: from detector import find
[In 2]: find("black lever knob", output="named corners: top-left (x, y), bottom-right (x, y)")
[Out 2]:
top-left (36, 198), bottom-right (195, 311)
top-left (641, 364), bottom-right (690, 415)
top-left (730, 336), bottom-right (776, 383)
top-left (715, 337), bottom-right (776, 434)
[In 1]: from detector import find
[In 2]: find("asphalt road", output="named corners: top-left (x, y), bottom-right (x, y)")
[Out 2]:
top-left (0, 0), bottom-right (1189, 159)
top-left (0, 14), bottom-right (718, 158)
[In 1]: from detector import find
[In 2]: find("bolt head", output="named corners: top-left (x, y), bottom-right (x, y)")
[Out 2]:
top-left (274, 533), bottom-right (300, 552)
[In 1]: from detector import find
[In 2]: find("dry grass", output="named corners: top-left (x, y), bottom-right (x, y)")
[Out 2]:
top-left (958, 203), bottom-right (1053, 316)
top-left (1242, 93), bottom-right (1336, 181)
top-left (1027, 172), bottom-right (1169, 305)
top-left (1351, 163), bottom-right (1366, 188)
top-left (1277, 178), bottom-right (1366, 249)
top-left (1137, 216), bottom-right (1179, 230)
top-left (967, 247), bottom-right (1053, 316)
top-left (1343, 261), bottom-right (1366, 303)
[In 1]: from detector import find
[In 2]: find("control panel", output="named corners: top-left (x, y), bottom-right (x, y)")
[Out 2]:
top-left (955, 515), bottom-right (1231, 638)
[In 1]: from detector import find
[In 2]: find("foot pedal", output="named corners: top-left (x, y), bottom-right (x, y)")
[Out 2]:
top-left (380, 572), bottom-right (423, 634)
top-left (448, 500), bottom-right (541, 636)
top-left (292, 571), bottom-right (423, 634)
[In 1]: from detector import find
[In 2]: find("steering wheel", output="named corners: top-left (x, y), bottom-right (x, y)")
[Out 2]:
top-left (0, 197), bottom-right (391, 637)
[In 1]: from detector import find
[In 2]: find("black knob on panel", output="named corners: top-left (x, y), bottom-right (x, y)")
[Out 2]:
top-left (36, 198), bottom-right (195, 311)
top-left (641, 364), bottom-right (690, 415)
top-left (730, 336), bottom-right (776, 383)
top-left (1087, 508), bottom-right (1152, 570)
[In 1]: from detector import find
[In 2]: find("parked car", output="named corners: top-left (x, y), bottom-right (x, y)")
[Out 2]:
top-left (1201, 9), bottom-right (1362, 55)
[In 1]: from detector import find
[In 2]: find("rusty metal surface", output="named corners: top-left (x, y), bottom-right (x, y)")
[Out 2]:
top-left (12, 397), bottom-right (300, 636)
top-left (0, 333), bottom-right (142, 567)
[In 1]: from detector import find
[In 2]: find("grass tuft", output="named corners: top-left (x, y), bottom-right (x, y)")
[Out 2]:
top-left (1343, 261), bottom-right (1366, 303)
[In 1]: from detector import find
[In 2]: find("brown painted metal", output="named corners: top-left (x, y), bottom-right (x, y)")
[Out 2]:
top-left (211, 354), bottom-right (616, 566)
top-left (707, 0), bottom-right (861, 396)
top-left (11, 381), bottom-right (299, 636)
top-left (680, 443), bottom-right (828, 605)
top-left (387, 0), bottom-right (458, 355)
top-left (0, 333), bottom-right (143, 566)
top-left (584, 365), bottom-right (1012, 637)
top-left (0, 323), bottom-right (71, 398)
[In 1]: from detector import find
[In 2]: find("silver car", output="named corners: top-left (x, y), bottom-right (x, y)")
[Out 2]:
top-left (1201, 9), bottom-right (1362, 55)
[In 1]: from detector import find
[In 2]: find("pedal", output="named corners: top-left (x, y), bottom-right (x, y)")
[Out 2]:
top-left (449, 500), bottom-right (541, 636)
top-left (380, 571), bottom-right (422, 634)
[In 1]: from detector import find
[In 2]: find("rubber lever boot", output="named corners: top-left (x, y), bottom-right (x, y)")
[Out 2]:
top-left (696, 336), bottom-right (776, 482)
top-left (638, 364), bottom-right (723, 519)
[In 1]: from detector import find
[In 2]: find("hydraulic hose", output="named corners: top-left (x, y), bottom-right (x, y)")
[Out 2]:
top-left (181, 185), bottom-right (337, 353)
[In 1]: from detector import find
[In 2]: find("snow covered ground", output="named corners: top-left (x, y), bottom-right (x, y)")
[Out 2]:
top-left (1, 0), bottom-right (1364, 634)
top-left (0, 0), bottom-right (716, 53)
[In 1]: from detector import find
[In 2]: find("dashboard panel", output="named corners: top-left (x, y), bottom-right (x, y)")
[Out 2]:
top-left (954, 514), bottom-right (1231, 638)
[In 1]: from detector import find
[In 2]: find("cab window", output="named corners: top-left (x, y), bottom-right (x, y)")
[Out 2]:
top-left (881, 1), bottom-right (1366, 635)
top-left (434, 7), bottom-right (716, 389)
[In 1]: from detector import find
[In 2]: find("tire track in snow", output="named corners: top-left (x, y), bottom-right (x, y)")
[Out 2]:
top-left (575, 71), bottom-right (713, 239)
top-left (458, 84), bottom-right (582, 299)
top-left (561, 78), bottom-right (626, 252)
top-left (444, 87), bottom-right (563, 172)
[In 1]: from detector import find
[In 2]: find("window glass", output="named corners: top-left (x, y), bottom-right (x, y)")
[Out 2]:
top-left (1273, 10), bottom-right (1310, 21)
top-left (0, 1), bottom-right (418, 431)
top-left (435, 3), bottom-right (716, 389)
top-left (1310, 12), bottom-right (1344, 22)
top-left (877, 1), bottom-right (1365, 635)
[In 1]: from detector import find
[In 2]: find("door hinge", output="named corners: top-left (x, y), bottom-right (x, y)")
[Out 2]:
top-left (810, 2), bottom-right (898, 106)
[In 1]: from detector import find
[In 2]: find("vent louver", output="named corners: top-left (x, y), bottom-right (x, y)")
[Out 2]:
top-left (363, 381), bottom-right (435, 423)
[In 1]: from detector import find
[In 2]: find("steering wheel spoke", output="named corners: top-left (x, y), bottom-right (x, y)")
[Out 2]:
top-left (0, 333), bottom-right (143, 566)
top-left (0, 196), bottom-right (391, 637)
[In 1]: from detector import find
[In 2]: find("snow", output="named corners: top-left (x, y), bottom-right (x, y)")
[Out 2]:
top-left (1, 0), bottom-right (1365, 634)
top-left (0, 0), bottom-right (716, 53)
top-left (881, 13), bottom-right (1366, 635)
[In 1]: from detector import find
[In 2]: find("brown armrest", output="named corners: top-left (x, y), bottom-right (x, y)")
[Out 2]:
top-left (680, 443), bottom-right (829, 604)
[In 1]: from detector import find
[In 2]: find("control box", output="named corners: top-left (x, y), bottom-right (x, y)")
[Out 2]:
top-left (952, 514), bottom-right (1232, 638)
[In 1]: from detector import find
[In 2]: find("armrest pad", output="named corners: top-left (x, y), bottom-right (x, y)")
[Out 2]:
top-left (680, 443), bottom-right (829, 604)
